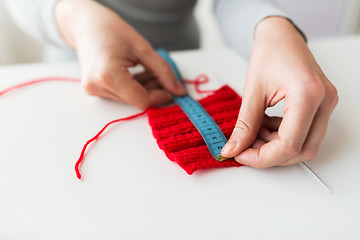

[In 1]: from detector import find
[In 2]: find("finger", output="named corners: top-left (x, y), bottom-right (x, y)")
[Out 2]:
top-left (277, 158), bottom-right (302, 166)
top-left (278, 92), bottom-right (338, 166)
top-left (252, 139), bottom-right (266, 149)
top-left (101, 65), bottom-right (172, 108)
top-left (86, 84), bottom-right (126, 103)
top-left (82, 80), bottom-right (125, 102)
top-left (136, 46), bottom-right (186, 96)
top-left (147, 88), bottom-right (173, 106)
top-left (274, 88), bottom-right (323, 160)
top-left (100, 89), bottom-right (127, 102)
top-left (135, 72), bottom-right (168, 93)
top-left (143, 79), bottom-right (162, 91)
top-left (134, 71), bottom-right (155, 84)
top-left (107, 69), bottom-right (153, 109)
top-left (262, 115), bottom-right (282, 131)
top-left (221, 88), bottom-right (266, 158)
top-left (257, 127), bottom-right (278, 142)
top-left (112, 76), bottom-right (171, 108)
top-left (235, 88), bottom-right (325, 168)
top-left (112, 69), bottom-right (172, 107)
top-left (234, 140), bottom-right (283, 168)
top-left (134, 75), bottom-right (173, 106)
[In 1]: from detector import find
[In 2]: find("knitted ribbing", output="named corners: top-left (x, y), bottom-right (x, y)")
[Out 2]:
top-left (147, 85), bottom-right (243, 174)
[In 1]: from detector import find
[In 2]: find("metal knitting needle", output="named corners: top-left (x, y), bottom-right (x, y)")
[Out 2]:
top-left (300, 162), bottom-right (331, 193)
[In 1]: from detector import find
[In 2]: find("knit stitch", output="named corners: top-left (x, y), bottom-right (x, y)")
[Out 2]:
top-left (147, 85), bottom-right (243, 174)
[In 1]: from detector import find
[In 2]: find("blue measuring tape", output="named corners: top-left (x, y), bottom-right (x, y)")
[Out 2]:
top-left (157, 49), bottom-right (228, 161)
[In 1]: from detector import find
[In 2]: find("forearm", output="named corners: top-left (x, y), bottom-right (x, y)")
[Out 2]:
top-left (214, 0), bottom-right (288, 58)
top-left (55, 0), bottom-right (82, 49)
top-left (55, 0), bottom-right (105, 49)
top-left (213, 0), bottom-right (310, 63)
top-left (254, 17), bottom-right (307, 51)
top-left (250, 17), bottom-right (317, 84)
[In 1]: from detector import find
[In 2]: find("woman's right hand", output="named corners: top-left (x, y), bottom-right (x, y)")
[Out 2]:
top-left (55, 0), bottom-right (186, 109)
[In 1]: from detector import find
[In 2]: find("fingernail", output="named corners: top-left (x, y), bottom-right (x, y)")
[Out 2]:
top-left (221, 139), bottom-right (238, 155)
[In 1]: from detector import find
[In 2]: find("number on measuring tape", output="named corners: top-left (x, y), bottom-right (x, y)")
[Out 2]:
top-left (157, 48), bottom-right (229, 162)
top-left (173, 94), bottom-right (228, 162)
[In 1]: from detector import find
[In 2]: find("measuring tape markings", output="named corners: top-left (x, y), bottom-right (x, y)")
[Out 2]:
top-left (174, 95), bottom-right (228, 159)
top-left (157, 49), bottom-right (228, 162)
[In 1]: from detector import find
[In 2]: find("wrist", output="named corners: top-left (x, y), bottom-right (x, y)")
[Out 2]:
top-left (254, 16), bottom-right (306, 46)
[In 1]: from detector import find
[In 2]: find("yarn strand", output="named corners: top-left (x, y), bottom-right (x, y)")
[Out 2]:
top-left (74, 110), bottom-right (148, 179)
top-left (184, 74), bottom-right (215, 94)
top-left (0, 77), bottom-right (80, 96)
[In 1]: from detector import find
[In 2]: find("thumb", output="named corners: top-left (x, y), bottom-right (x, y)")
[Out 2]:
top-left (221, 90), bottom-right (266, 158)
top-left (137, 47), bottom-right (186, 96)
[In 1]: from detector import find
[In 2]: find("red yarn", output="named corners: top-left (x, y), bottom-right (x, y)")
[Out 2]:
top-left (74, 110), bottom-right (147, 179)
top-left (184, 74), bottom-right (215, 94)
top-left (148, 85), bottom-right (243, 174)
top-left (0, 77), bottom-right (80, 96)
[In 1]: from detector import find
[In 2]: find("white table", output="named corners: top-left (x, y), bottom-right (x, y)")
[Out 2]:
top-left (0, 37), bottom-right (359, 239)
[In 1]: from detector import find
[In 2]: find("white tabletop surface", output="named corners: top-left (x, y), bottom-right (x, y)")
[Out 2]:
top-left (0, 36), bottom-right (360, 239)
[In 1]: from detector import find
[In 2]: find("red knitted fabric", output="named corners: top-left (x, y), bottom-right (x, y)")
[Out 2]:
top-left (147, 85), bottom-right (243, 175)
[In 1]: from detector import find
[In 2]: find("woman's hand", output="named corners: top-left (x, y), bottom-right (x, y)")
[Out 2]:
top-left (221, 17), bottom-right (339, 168)
top-left (55, 0), bottom-right (186, 109)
